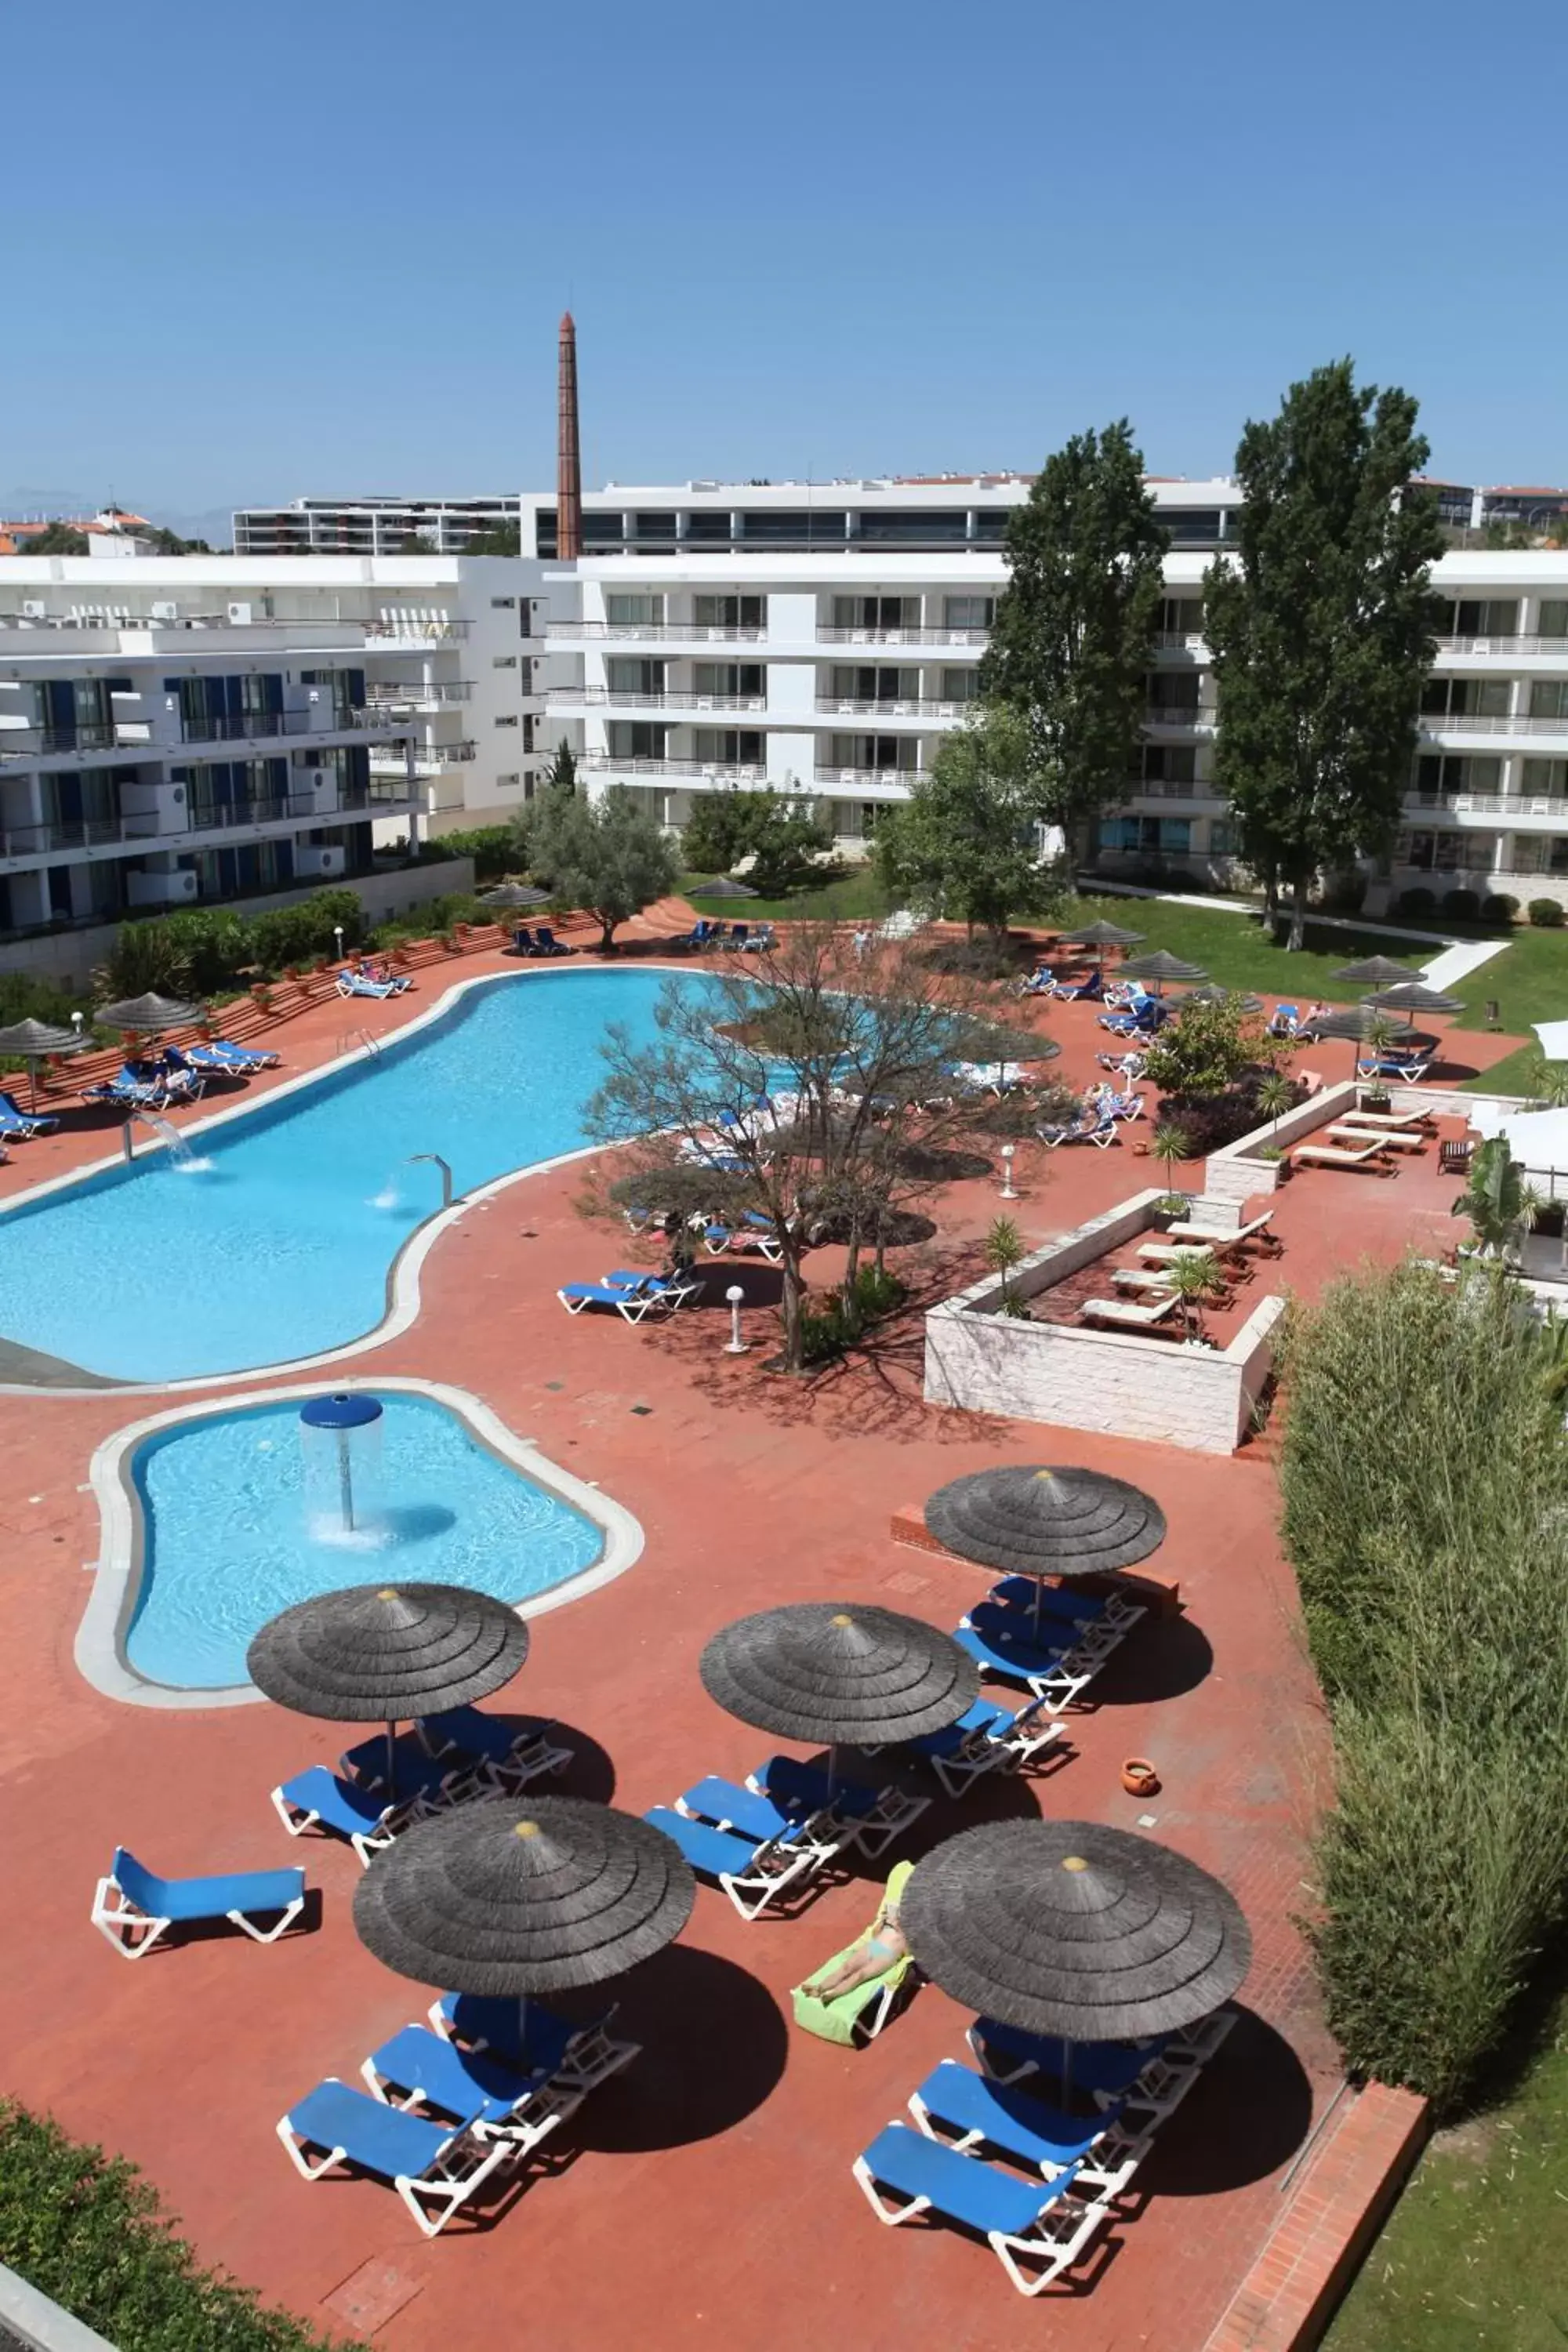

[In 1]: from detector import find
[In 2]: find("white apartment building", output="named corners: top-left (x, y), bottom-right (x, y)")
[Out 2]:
top-left (533, 478), bottom-right (1568, 913)
top-left (0, 554), bottom-right (551, 956)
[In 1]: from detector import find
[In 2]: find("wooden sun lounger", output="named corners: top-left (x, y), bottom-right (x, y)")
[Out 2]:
top-left (1339, 1106), bottom-right (1431, 1131)
top-left (1163, 1211), bottom-right (1276, 1254)
top-left (1080, 1293), bottom-right (1181, 1330)
top-left (1292, 1138), bottom-right (1393, 1174)
top-left (1111, 1267), bottom-right (1179, 1294)
top-left (1326, 1123), bottom-right (1425, 1152)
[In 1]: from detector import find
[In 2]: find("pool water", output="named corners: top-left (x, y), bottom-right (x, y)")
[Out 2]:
top-left (125, 1391), bottom-right (604, 1690)
top-left (0, 967), bottom-right (696, 1383)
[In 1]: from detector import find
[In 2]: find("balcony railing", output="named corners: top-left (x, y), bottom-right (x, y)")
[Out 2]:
top-left (369, 739), bottom-right (475, 768)
top-left (1418, 711), bottom-right (1568, 735)
top-left (813, 695), bottom-right (971, 720)
top-left (546, 620), bottom-right (768, 642)
top-left (1435, 634), bottom-right (1568, 656)
top-left (1132, 777), bottom-right (1221, 800)
top-left (1149, 631), bottom-right (1207, 652)
top-left (0, 720), bottom-right (158, 762)
top-left (365, 680), bottom-right (473, 707)
top-left (815, 625), bottom-right (989, 647)
top-left (546, 688), bottom-right (766, 712)
top-left (579, 753), bottom-right (768, 783)
top-left (363, 618), bottom-right (470, 642)
top-left (813, 765), bottom-right (926, 790)
top-left (1142, 706), bottom-right (1210, 730)
top-left (1450, 793), bottom-right (1568, 819)
top-left (0, 780), bottom-right (412, 863)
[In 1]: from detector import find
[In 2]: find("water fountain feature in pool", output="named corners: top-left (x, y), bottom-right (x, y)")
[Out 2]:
top-left (123, 1389), bottom-right (605, 1691)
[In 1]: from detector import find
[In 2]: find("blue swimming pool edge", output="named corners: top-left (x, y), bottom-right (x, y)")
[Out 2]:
top-left (0, 959), bottom-right (695, 1399)
top-left (77, 1375), bottom-right (646, 1709)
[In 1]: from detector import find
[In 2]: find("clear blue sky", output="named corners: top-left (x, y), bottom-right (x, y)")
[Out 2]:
top-left (2, 0), bottom-right (1563, 526)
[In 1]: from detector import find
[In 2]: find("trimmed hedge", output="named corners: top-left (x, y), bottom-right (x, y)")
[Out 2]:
top-left (1529, 897), bottom-right (1565, 927)
top-left (1395, 885), bottom-right (1436, 919)
top-left (1441, 887), bottom-right (1480, 923)
top-left (0, 2103), bottom-right (339, 2350)
top-left (1480, 892), bottom-right (1519, 925)
top-left (1280, 1262), bottom-right (1568, 2112)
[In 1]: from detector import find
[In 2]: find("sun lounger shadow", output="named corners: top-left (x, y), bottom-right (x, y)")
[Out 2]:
top-left (1131, 2010), bottom-right (1313, 2194)
top-left (515, 1719), bottom-right (615, 1802)
top-left (568, 1947), bottom-right (788, 2152)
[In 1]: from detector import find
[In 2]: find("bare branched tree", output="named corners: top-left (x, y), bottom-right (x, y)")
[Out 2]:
top-left (583, 925), bottom-right (1059, 1370)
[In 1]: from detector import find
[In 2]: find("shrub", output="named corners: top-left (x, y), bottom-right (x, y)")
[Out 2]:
top-left (913, 936), bottom-right (1021, 982)
top-left (0, 2102), bottom-right (338, 2350)
top-left (248, 888), bottom-right (365, 974)
top-left (1279, 1261), bottom-right (1568, 2111)
top-left (1480, 893), bottom-right (1519, 926)
top-left (1529, 897), bottom-right (1565, 927)
top-left (1395, 886), bottom-right (1436, 919)
top-left (1441, 888), bottom-right (1480, 923)
top-left (430, 824), bottom-right (514, 880)
top-left (0, 971), bottom-right (88, 1029)
top-left (96, 916), bottom-right (195, 1001)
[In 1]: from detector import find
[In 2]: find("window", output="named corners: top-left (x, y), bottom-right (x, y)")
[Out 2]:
top-left (1145, 672), bottom-right (1200, 713)
top-left (1163, 510), bottom-right (1224, 546)
top-left (1140, 744), bottom-right (1197, 784)
top-left (829, 666), bottom-right (917, 702)
top-left (1156, 597), bottom-right (1204, 635)
top-left (1421, 677), bottom-right (1512, 718)
top-left (684, 511), bottom-right (732, 545)
top-left (523, 714), bottom-right (535, 753)
top-left (495, 714), bottom-right (518, 728)
top-left (492, 655), bottom-right (517, 670)
top-left (971, 510), bottom-right (1009, 543)
top-left (1401, 829), bottom-right (1478, 871)
top-left (607, 722), bottom-right (666, 759)
top-left (1446, 600), bottom-right (1519, 638)
top-left (1522, 760), bottom-right (1568, 796)
top-left (856, 509), bottom-right (967, 544)
top-left (693, 663), bottom-right (763, 697)
top-left (831, 596), bottom-right (920, 631)
top-left (490, 597), bottom-right (516, 609)
top-left (582, 514), bottom-right (626, 550)
top-left (607, 658), bottom-right (665, 695)
top-left (827, 734), bottom-right (919, 773)
top-left (691, 729), bottom-right (763, 765)
top-left (1098, 816), bottom-right (1192, 854)
top-left (535, 510), bottom-right (557, 558)
top-left (943, 596), bottom-right (995, 631)
top-left (496, 771), bottom-right (521, 787)
top-left (1530, 681), bottom-right (1568, 721)
top-left (605, 593), bottom-right (665, 626)
top-left (1208, 821), bottom-right (1237, 857)
top-left (1539, 601), bottom-right (1568, 639)
top-left (1414, 754), bottom-right (1502, 797)
top-left (739, 510), bottom-right (846, 546)
top-left (940, 668), bottom-right (982, 703)
top-left (692, 594), bottom-right (764, 630)
top-left (632, 510), bottom-right (678, 548)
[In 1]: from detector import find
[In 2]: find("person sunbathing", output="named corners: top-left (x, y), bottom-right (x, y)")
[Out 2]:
top-left (800, 1882), bottom-right (909, 2002)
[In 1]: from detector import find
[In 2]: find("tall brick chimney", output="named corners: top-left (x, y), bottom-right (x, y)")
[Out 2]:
top-left (557, 311), bottom-right (582, 560)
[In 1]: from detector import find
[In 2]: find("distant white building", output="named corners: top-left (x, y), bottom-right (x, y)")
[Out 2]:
top-left (0, 554), bottom-right (551, 970)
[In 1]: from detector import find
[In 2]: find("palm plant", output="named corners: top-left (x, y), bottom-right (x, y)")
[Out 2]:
top-left (984, 1214), bottom-right (1029, 1317)
top-left (1254, 1068), bottom-right (1297, 1138)
top-left (1452, 1137), bottom-right (1543, 1261)
top-left (1149, 1121), bottom-right (1192, 1212)
top-left (1526, 1058), bottom-right (1568, 1109)
top-left (1160, 1248), bottom-right (1227, 1341)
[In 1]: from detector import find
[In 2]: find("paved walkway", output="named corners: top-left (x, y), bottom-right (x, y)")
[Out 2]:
top-left (0, 940), bottom-right (1523, 2350)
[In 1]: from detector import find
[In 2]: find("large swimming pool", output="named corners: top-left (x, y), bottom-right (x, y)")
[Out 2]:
top-left (0, 967), bottom-right (691, 1384)
top-left (125, 1390), bottom-right (605, 1690)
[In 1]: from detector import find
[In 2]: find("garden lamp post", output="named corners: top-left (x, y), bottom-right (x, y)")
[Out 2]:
top-left (724, 1283), bottom-right (747, 1355)
top-left (999, 1143), bottom-right (1018, 1200)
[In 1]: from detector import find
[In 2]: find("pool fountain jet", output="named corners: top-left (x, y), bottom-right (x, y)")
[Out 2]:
top-left (299, 1393), bottom-right (385, 1542)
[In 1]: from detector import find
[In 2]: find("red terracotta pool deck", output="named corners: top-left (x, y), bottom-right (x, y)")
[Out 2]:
top-left (0, 949), bottom-right (1520, 2350)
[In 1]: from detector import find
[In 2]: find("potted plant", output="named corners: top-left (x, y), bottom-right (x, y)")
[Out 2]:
top-left (984, 1214), bottom-right (1029, 1318)
top-left (1359, 1012), bottom-right (1397, 1112)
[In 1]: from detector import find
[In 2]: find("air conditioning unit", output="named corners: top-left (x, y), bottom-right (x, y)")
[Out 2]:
top-left (21, 601), bottom-right (45, 620)
top-left (150, 601), bottom-right (179, 622)
top-left (1472, 639), bottom-right (1490, 654)
top-left (300, 768), bottom-right (331, 795)
top-left (294, 845), bottom-right (346, 879)
top-left (126, 867), bottom-right (200, 908)
top-left (227, 601), bottom-right (253, 626)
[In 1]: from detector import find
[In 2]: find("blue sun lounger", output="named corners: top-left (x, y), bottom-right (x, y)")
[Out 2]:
top-left (747, 1755), bottom-right (928, 1857)
top-left (0, 1091), bottom-right (58, 1138)
top-left (270, 1766), bottom-right (401, 1866)
top-left (964, 2017), bottom-right (1203, 2121)
top-left (337, 1739), bottom-right (472, 1806)
top-left (898, 1697), bottom-right (1065, 1798)
top-left (644, 1802), bottom-right (833, 1921)
top-left (277, 2078), bottom-right (522, 2238)
top-left (417, 1707), bottom-right (574, 1790)
top-left (952, 1623), bottom-right (1104, 1712)
top-left (430, 1991), bottom-right (641, 2091)
top-left (557, 1279), bottom-right (672, 1322)
top-left (908, 2060), bottom-right (1152, 2198)
top-left (91, 1846), bottom-right (307, 1958)
top-left (987, 1575), bottom-right (1146, 1635)
top-left (360, 2024), bottom-right (583, 2155)
top-left (853, 2124), bottom-right (1109, 2296)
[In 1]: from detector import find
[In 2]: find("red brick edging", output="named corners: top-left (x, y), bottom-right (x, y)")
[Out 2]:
top-left (1203, 2082), bottom-right (1429, 2350)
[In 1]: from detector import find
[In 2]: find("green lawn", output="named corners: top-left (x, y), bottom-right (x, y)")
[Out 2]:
top-left (1325, 1994), bottom-right (1568, 2350)
top-left (678, 867), bottom-right (894, 922)
top-left (1062, 895), bottom-right (1426, 1003)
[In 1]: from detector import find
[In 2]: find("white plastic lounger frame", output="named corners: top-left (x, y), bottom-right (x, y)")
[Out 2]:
top-left (428, 2000), bottom-right (642, 2092)
top-left (1079, 1294), bottom-right (1180, 1330)
top-left (1163, 1210), bottom-right (1276, 1252)
top-left (275, 2100), bottom-right (520, 2240)
top-left (851, 2140), bottom-right (1117, 2299)
top-left (89, 1875), bottom-right (306, 1959)
top-left (269, 1780), bottom-right (399, 1869)
top-left (359, 2054), bottom-right (585, 2156)
top-left (1325, 1123), bottom-right (1424, 1152)
top-left (906, 2085), bottom-right (1153, 2202)
top-left (1291, 1140), bottom-right (1392, 1173)
top-left (931, 1716), bottom-right (1065, 1801)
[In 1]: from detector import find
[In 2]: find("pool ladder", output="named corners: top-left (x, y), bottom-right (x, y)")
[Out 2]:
top-left (336, 1026), bottom-right (381, 1058)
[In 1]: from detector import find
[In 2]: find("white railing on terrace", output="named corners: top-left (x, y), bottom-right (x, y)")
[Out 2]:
top-left (363, 618), bottom-right (470, 642)
top-left (813, 696), bottom-right (970, 720)
top-left (546, 620), bottom-right (767, 642)
top-left (1419, 711), bottom-right (1568, 735)
top-left (579, 753), bottom-right (768, 782)
top-left (813, 764), bottom-right (926, 789)
top-left (1436, 634), bottom-right (1568, 656)
top-left (365, 680), bottom-right (473, 706)
top-left (1143, 706), bottom-right (1213, 730)
top-left (545, 688), bottom-right (765, 712)
top-left (815, 624), bottom-right (989, 647)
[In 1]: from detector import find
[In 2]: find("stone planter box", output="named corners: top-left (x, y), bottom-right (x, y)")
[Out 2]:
top-left (1203, 1078), bottom-right (1362, 1202)
top-left (923, 1187), bottom-right (1284, 1455)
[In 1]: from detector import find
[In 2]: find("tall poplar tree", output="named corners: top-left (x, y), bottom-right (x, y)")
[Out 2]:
top-left (1203, 360), bottom-right (1445, 948)
top-left (982, 421), bottom-right (1168, 840)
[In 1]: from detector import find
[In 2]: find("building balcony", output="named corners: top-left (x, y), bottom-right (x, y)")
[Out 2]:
top-left (365, 681), bottom-right (473, 710)
top-left (1418, 712), bottom-right (1568, 741)
top-left (0, 720), bottom-right (160, 765)
top-left (579, 753), bottom-right (768, 785)
top-left (1434, 634), bottom-right (1568, 658)
top-left (1127, 778), bottom-right (1224, 804)
top-left (813, 696), bottom-right (971, 721)
top-left (546, 620), bottom-right (767, 644)
top-left (1149, 631), bottom-right (1208, 654)
top-left (813, 765), bottom-right (926, 797)
top-left (815, 625), bottom-right (988, 648)
top-left (369, 740), bottom-right (475, 775)
top-left (546, 688), bottom-right (766, 713)
top-left (177, 707), bottom-right (413, 750)
top-left (0, 780), bottom-right (417, 873)
top-left (1142, 707), bottom-right (1213, 733)
top-left (363, 618), bottom-right (470, 643)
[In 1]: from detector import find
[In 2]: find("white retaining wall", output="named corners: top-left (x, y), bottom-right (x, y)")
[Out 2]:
top-left (1204, 1079), bottom-right (1362, 1201)
top-left (924, 1187), bottom-right (1285, 1454)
